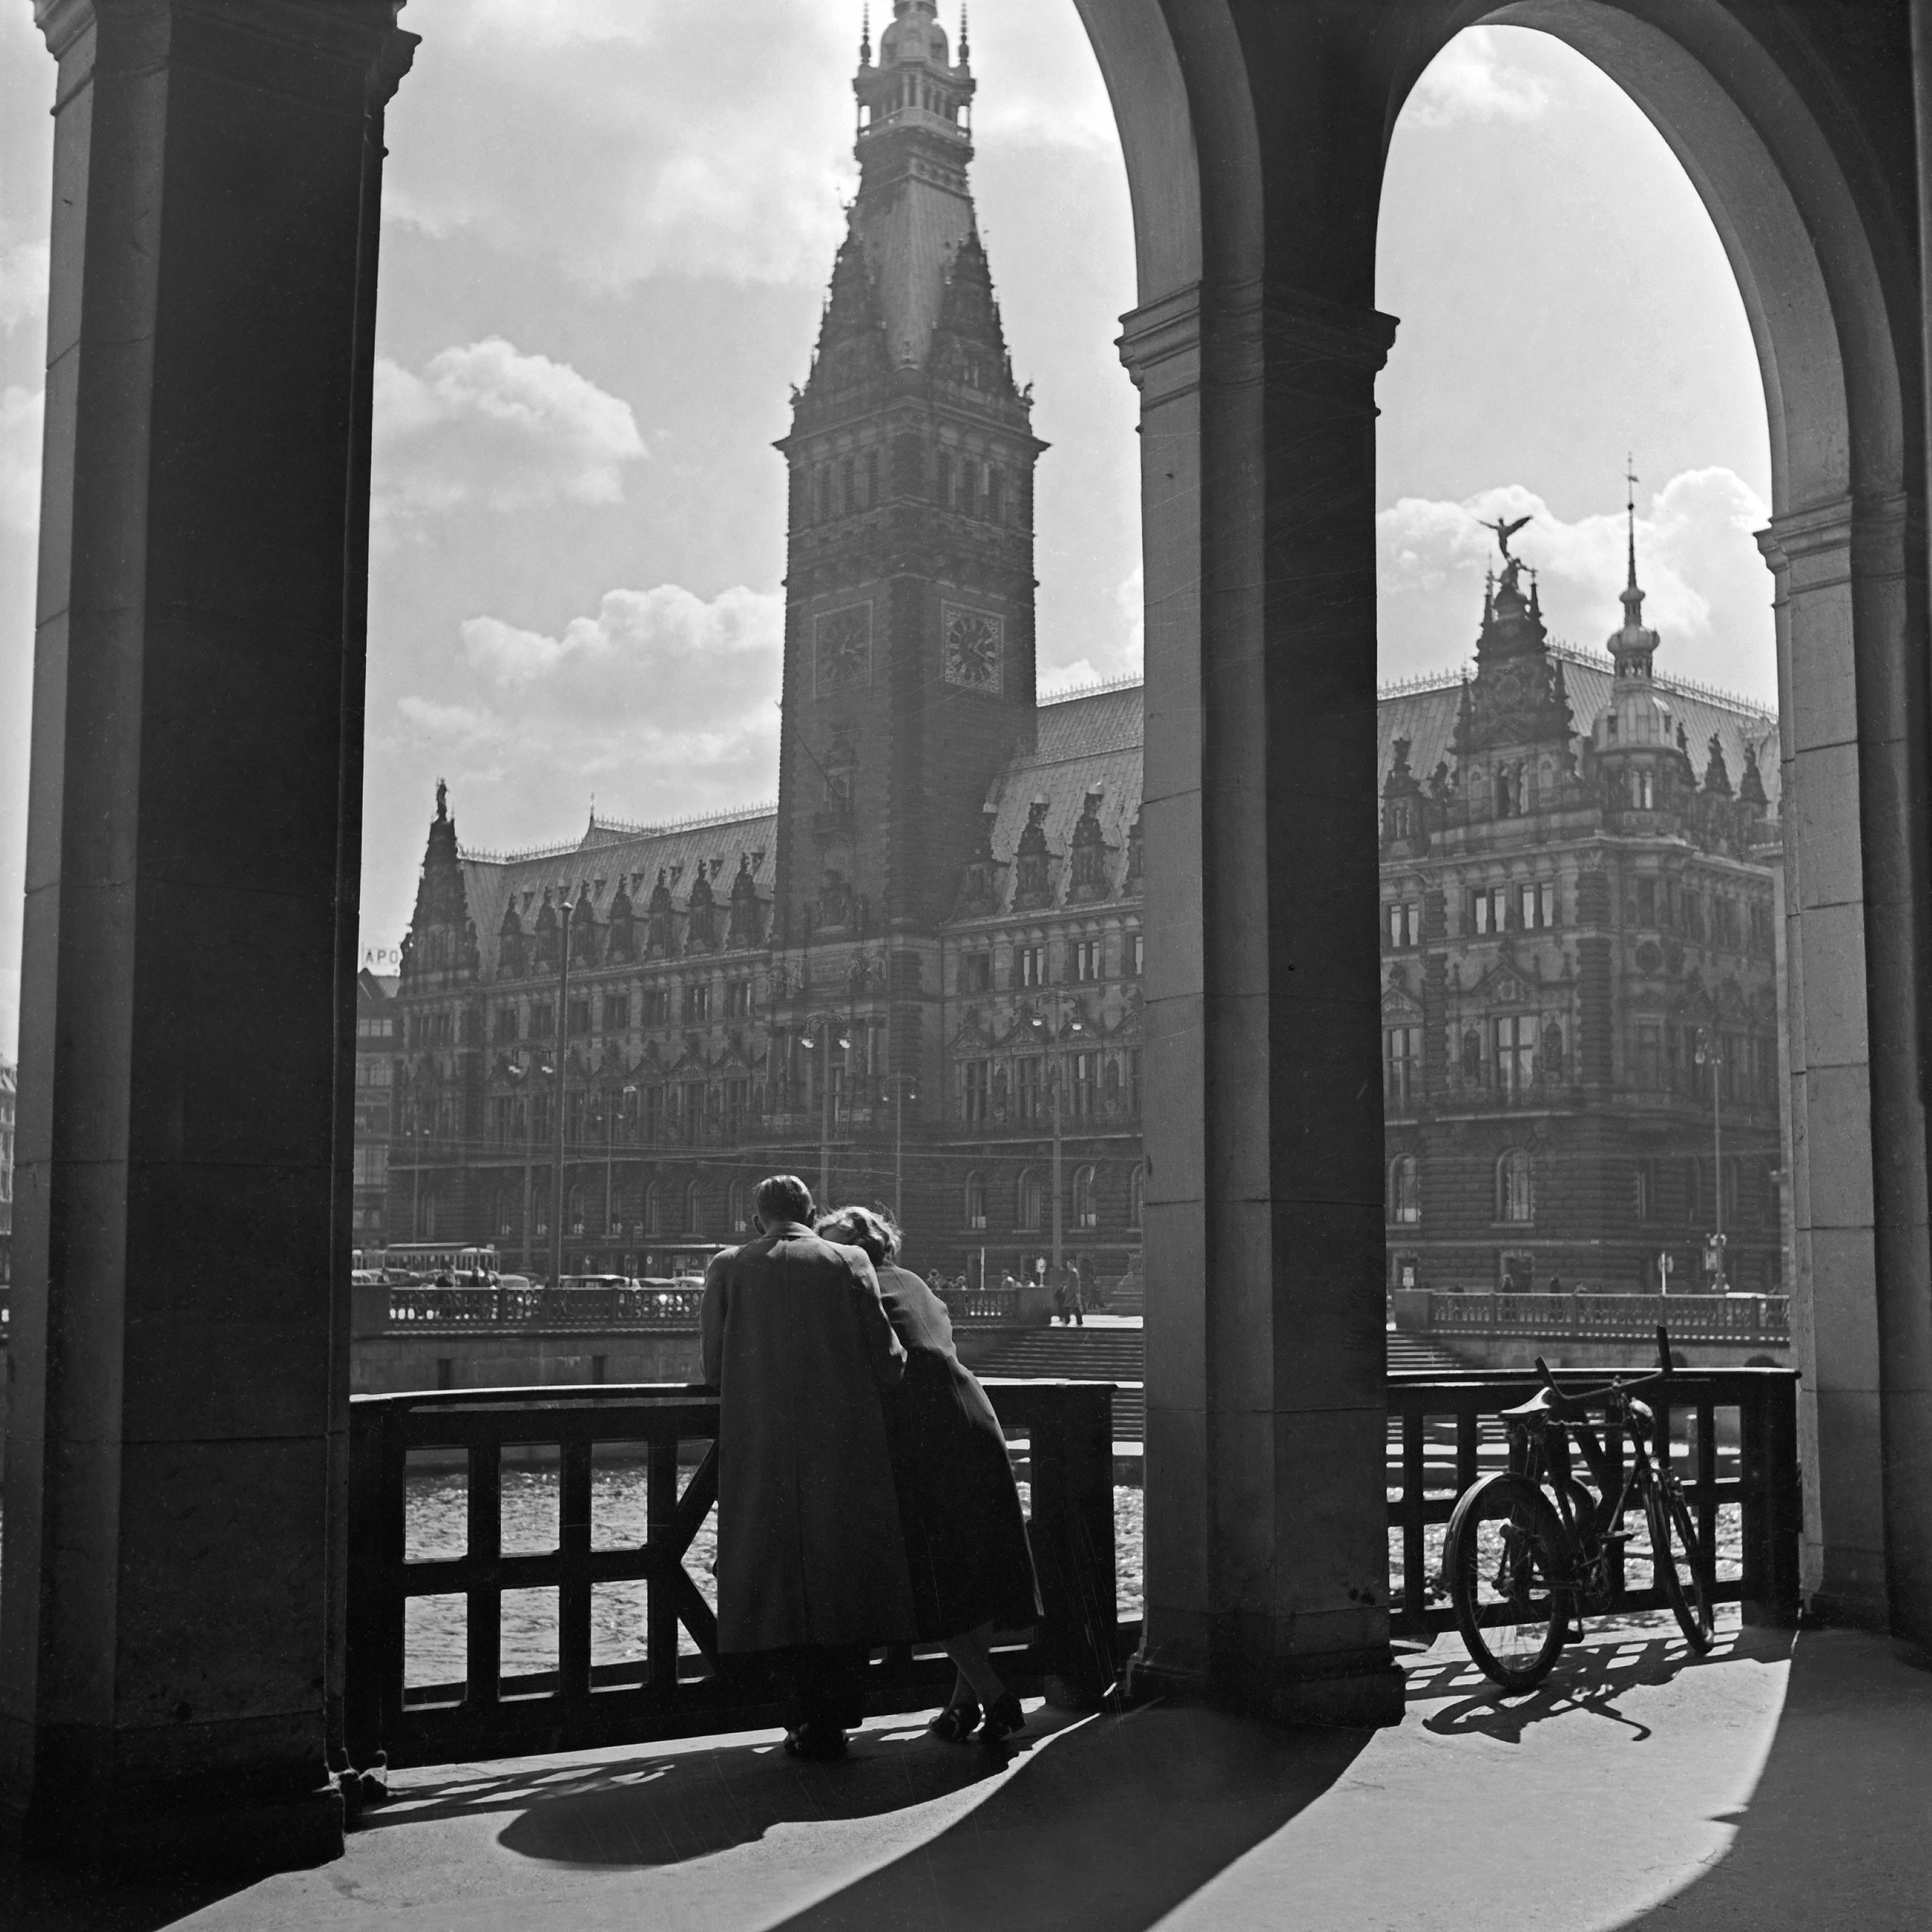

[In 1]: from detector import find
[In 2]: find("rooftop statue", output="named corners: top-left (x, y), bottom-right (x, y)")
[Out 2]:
top-left (1481, 513), bottom-right (1532, 559)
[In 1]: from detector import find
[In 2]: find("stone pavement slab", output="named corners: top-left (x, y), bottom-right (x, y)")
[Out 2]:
top-left (4, 1616), bottom-right (1926, 1931)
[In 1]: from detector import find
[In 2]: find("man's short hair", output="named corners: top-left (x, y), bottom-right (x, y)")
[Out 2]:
top-left (754, 1173), bottom-right (814, 1227)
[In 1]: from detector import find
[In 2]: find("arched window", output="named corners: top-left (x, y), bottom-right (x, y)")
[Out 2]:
top-left (1017, 1167), bottom-right (1043, 1231)
top-left (1128, 1163), bottom-right (1145, 1229)
top-left (644, 1180), bottom-right (660, 1237)
top-left (1073, 1165), bottom-right (1099, 1230)
top-left (727, 1179), bottom-right (749, 1234)
top-left (1388, 1155), bottom-right (1420, 1225)
top-left (494, 1185), bottom-right (516, 1240)
top-left (1497, 1150), bottom-right (1533, 1224)
top-left (684, 1179), bottom-right (703, 1234)
top-left (1461, 1028), bottom-right (1482, 1080)
top-left (568, 1184), bottom-right (588, 1236)
top-left (964, 1171), bottom-right (987, 1230)
top-left (1542, 1023), bottom-right (1565, 1081)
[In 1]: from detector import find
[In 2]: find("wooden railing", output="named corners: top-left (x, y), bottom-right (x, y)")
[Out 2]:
top-left (1394, 1290), bottom-right (1789, 1345)
top-left (346, 1379), bottom-right (1121, 1771)
top-left (1385, 1365), bottom-right (1801, 1638)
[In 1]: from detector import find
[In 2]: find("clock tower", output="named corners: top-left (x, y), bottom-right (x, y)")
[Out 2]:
top-left (773, 0), bottom-right (1045, 955)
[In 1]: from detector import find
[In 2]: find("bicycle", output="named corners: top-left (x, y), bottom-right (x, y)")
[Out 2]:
top-left (1443, 1324), bottom-right (1716, 1690)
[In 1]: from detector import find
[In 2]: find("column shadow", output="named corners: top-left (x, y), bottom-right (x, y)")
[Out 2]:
top-left (1609, 1628), bottom-right (1932, 1929)
top-left (753, 1702), bottom-right (1373, 1932)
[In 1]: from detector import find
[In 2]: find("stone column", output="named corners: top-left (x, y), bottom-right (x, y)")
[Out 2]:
top-left (1121, 279), bottom-right (1404, 1724)
top-left (1759, 492), bottom-right (1932, 1631)
top-left (0, 0), bottom-right (412, 1870)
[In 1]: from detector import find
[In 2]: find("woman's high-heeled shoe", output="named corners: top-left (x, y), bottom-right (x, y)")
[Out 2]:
top-left (927, 1699), bottom-right (981, 1743)
top-left (978, 1691), bottom-right (1025, 1745)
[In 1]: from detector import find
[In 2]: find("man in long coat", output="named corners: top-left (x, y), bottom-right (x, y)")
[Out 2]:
top-left (700, 1173), bottom-right (917, 1756)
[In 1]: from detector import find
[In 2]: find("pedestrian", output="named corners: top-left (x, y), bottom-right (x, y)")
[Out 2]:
top-left (1067, 1261), bottom-right (1085, 1327)
top-left (1548, 1271), bottom-right (1564, 1296)
top-left (700, 1174), bottom-right (917, 1760)
top-left (818, 1204), bottom-right (1039, 1747)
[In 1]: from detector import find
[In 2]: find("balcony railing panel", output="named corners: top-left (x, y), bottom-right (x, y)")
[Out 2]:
top-left (346, 1379), bottom-right (1120, 1771)
top-left (1385, 1365), bottom-right (1800, 1638)
top-left (1395, 1290), bottom-right (1789, 1344)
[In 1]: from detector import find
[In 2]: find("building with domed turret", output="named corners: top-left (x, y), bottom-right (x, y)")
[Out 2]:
top-left (1378, 507), bottom-right (1784, 1295)
top-left (379, 5), bottom-right (1783, 1301)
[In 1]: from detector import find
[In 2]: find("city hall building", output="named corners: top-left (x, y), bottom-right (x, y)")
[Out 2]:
top-left (382, 5), bottom-right (1781, 1297)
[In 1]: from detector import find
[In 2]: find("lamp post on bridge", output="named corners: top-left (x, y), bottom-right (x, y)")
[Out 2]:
top-left (602, 1082), bottom-right (638, 1269)
top-left (1694, 1027), bottom-right (1727, 1291)
top-left (1027, 997), bottom-right (1087, 1274)
top-left (797, 1012), bottom-right (850, 1206)
top-left (879, 1071), bottom-right (919, 1227)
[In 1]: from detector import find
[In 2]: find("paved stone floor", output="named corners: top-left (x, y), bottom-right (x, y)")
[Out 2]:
top-left (5, 1615), bottom-right (1928, 1931)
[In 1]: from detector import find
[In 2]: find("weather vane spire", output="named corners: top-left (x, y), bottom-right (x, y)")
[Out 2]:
top-left (859, 3), bottom-right (871, 65)
top-left (1624, 452), bottom-right (1640, 590)
top-left (959, 1), bottom-right (970, 64)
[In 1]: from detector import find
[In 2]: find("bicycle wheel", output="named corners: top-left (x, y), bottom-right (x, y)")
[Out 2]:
top-left (1445, 1473), bottom-right (1569, 1691)
top-left (1649, 1477), bottom-right (1715, 1652)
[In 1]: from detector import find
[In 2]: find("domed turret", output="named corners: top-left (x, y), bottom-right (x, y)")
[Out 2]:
top-left (880, 0), bottom-right (951, 68)
top-left (1591, 468), bottom-right (1676, 756)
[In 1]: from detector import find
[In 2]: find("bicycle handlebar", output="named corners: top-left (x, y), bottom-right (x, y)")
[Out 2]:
top-left (1532, 1325), bottom-right (1678, 1408)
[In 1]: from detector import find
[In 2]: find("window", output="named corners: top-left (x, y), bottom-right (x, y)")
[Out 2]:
top-left (1684, 1158), bottom-right (1703, 1226)
top-left (644, 1181), bottom-right (661, 1236)
top-left (602, 993), bottom-right (628, 1032)
top-left (1385, 902), bottom-right (1419, 949)
top-left (1520, 881), bottom-right (1557, 929)
top-left (352, 1145), bottom-right (387, 1185)
top-left (568, 1184), bottom-right (588, 1237)
top-left (530, 1002), bottom-right (554, 1038)
top-left (1017, 1167), bottom-right (1044, 1230)
top-left (1073, 1165), bottom-right (1099, 1229)
top-left (1070, 1051), bottom-right (1099, 1118)
top-left (1129, 1048), bottom-right (1142, 1114)
top-left (1493, 1015), bottom-right (1537, 1097)
top-left (1470, 886), bottom-right (1508, 935)
top-left (1637, 1022), bottom-right (1662, 1089)
top-left (936, 449), bottom-right (954, 510)
top-left (1461, 1028), bottom-right (1482, 1081)
top-left (1636, 876), bottom-right (1657, 926)
top-left (960, 951), bottom-right (992, 993)
top-left (1128, 1163), bottom-right (1145, 1228)
top-left (641, 987), bottom-right (670, 1026)
top-left (962, 1060), bottom-right (989, 1124)
top-left (1017, 944), bottom-right (1046, 988)
top-left (987, 465), bottom-right (1004, 521)
top-left (725, 979), bottom-right (752, 1018)
top-left (728, 1179), bottom-right (749, 1234)
top-left (1384, 1026), bottom-right (1420, 1110)
top-left (566, 997), bottom-right (591, 1038)
top-left (865, 445), bottom-right (880, 508)
top-left (684, 1180), bottom-right (703, 1234)
top-left (1128, 932), bottom-right (1144, 977)
top-left (1015, 1057), bottom-right (1043, 1122)
top-left (1542, 1023), bottom-right (1564, 1081)
top-left (725, 1078), bottom-right (748, 1126)
top-left (1388, 1154), bottom-right (1420, 1224)
top-left (359, 1058), bottom-right (392, 1087)
top-left (494, 1006), bottom-right (519, 1044)
top-left (1633, 1160), bottom-right (1653, 1223)
top-left (1498, 1150), bottom-right (1534, 1224)
top-left (492, 1095), bottom-right (516, 1145)
top-left (965, 1171), bottom-right (987, 1231)
top-left (683, 982), bottom-right (712, 1022)
top-left (1073, 938), bottom-right (1101, 982)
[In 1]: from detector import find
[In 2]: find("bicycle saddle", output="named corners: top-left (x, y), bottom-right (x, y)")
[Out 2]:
top-left (1499, 1385), bottom-right (1590, 1423)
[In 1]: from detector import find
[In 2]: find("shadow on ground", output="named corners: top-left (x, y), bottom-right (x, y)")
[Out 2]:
top-left (0, 1851), bottom-right (250, 1932)
top-left (749, 1702), bottom-right (1372, 1932)
top-left (1611, 1627), bottom-right (1932, 1930)
top-left (1404, 1618), bottom-right (1778, 1746)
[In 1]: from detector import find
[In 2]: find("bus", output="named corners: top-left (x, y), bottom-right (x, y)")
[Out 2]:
top-left (359, 1243), bottom-right (501, 1284)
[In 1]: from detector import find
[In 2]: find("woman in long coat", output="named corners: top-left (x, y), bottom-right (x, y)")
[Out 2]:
top-left (818, 1206), bottom-right (1040, 1745)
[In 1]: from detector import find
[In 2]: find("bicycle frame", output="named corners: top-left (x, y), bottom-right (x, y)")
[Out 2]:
top-left (1508, 1396), bottom-right (1661, 1602)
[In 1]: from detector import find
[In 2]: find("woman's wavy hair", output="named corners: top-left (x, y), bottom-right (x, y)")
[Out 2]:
top-left (816, 1204), bottom-right (900, 1268)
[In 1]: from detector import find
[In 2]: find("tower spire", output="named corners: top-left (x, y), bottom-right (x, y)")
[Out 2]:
top-left (859, 3), bottom-right (871, 65)
top-left (1624, 452), bottom-right (1640, 594)
top-left (959, 1), bottom-right (970, 64)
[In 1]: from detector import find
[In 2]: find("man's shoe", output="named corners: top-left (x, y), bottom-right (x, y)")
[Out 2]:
top-left (784, 1722), bottom-right (848, 1761)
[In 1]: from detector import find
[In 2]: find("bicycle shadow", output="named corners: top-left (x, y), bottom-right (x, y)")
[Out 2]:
top-left (1407, 1618), bottom-right (1778, 1746)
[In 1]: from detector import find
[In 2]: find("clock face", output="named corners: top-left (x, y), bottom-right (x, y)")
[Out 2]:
top-left (813, 603), bottom-right (872, 695)
top-left (943, 605), bottom-right (1003, 694)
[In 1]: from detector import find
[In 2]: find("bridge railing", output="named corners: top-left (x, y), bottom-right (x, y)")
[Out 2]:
top-left (346, 1378), bottom-right (1120, 1772)
top-left (380, 1284), bottom-right (706, 1329)
top-left (1394, 1290), bottom-right (1789, 1345)
top-left (952, 1287), bottom-right (1021, 1321)
top-left (1386, 1365), bottom-right (1801, 1638)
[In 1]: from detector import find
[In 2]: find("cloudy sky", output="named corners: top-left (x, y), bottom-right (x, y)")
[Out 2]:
top-left (0, 8), bottom-right (1771, 1053)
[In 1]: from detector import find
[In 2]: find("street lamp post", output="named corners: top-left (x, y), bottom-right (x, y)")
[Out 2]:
top-left (551, 899), bottom-right (572, 1288)
top-left (606, 1083), bottom-right (637, 1268)
top-left (799, 1015), bottom-right (850, 1206)
top-left (1694, 1027), bottom-right (1726, 1290)
top-left (879, 1072), bottom-right (918, 1226)
top-left (1028, 1000), bottom-right (1085, 1274)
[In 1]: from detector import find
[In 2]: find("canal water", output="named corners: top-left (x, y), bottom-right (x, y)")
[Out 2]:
top-left (403, 1463), bottom-right (1147, 1687)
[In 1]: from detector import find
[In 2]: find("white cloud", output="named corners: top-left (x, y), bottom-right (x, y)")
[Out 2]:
top-left (387, 583), bottom-right (784, 838)
top-left (380, 0), bottom-right (854, 289)
top-left (372, 338), bottom-right (644, 525)
top-left (0, 236), bottom-right (47, 331)
top-left (1405, 28), bottom-right (1552, 128)
top-left (1378, 467), bottom-right (1774, 701)
top-left (0, 382), bottom-right (42, 533)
